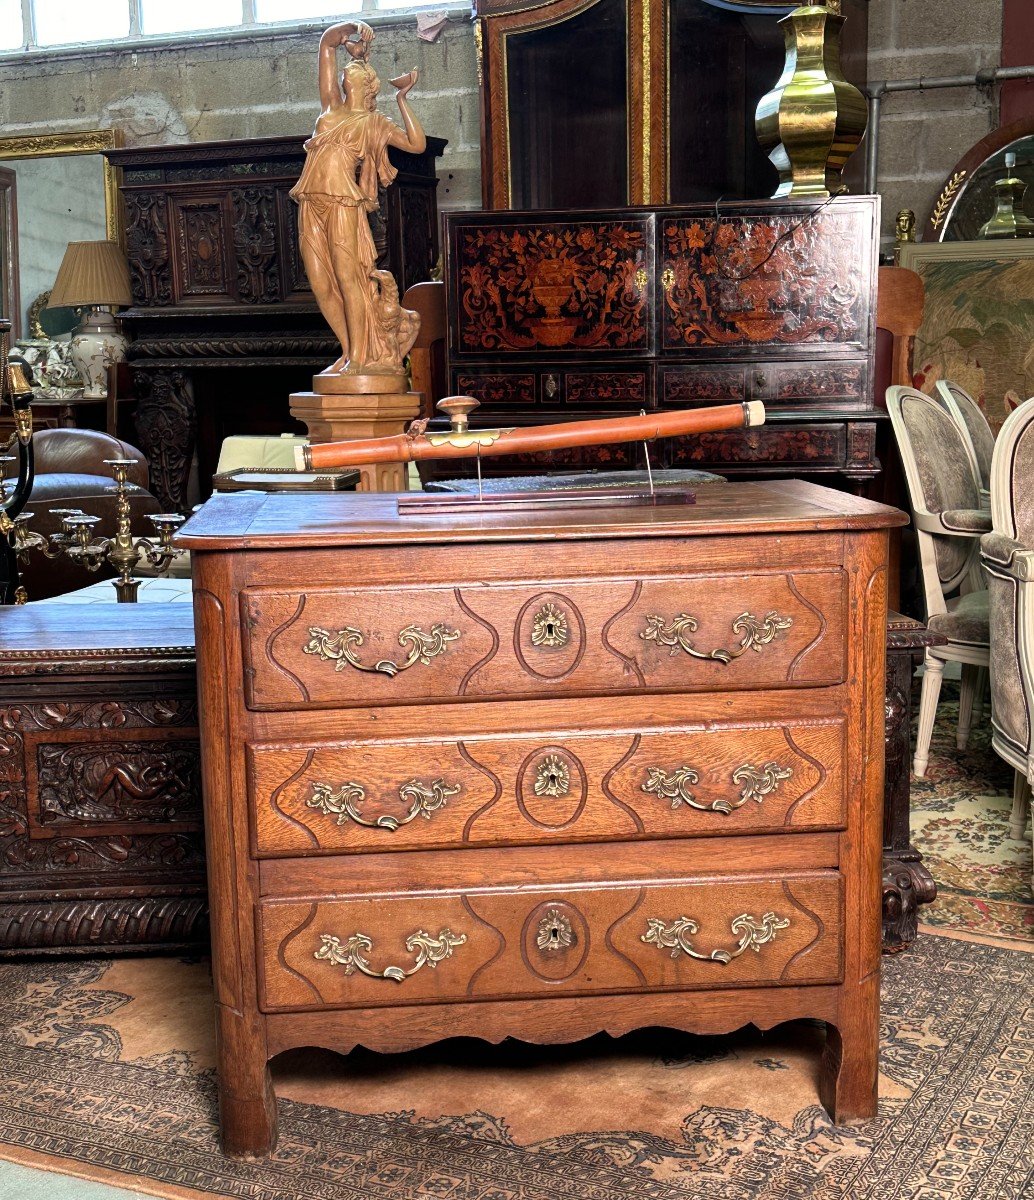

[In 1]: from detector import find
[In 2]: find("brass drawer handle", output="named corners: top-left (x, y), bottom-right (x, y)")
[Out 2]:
top-left (641, 912), bottom-right (790, 965)
top-left (642, 760), bottom-right (793, 814)
top-left (306, 778), bottom-right (460, 831)
top-left (640, 610), bottom-right (793, 663)
top-left (304, 622), bottom-right (460, 678)
top-left (315, 928), bottom-right (467, 983)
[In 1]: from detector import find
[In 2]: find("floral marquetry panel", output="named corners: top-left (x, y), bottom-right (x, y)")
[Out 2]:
top-left (448, 217), bottom-right (651, 357)
top-left (660, 209), bottom-right (874, 354)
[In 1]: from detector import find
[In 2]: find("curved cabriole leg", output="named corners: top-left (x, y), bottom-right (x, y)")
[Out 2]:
top-left (215, 1005), bottom-right (278, 1158)
top-left (819, 1019), bottom-right (878, 1125)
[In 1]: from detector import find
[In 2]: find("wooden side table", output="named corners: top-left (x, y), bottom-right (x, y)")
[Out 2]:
top-left (882, 612), bottom-right (945, 952)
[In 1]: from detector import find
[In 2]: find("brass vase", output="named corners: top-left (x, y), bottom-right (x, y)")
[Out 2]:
top-left (754, 3), bottom-right (868, 198)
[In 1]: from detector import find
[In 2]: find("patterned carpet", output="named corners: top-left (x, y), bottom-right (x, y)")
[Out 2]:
top-left (0, 936), bottom-right (1032, 1200)
top-left (912, 695), bottom-right (1034, 944)
top-left (0, 693), bottom-right (1030, 1198)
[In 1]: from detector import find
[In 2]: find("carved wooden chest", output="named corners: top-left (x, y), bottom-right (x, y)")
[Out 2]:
top-left (0, 604), bottom-right (206, 954)
top-left (441, 196), bottom-right (882, 488)
top-left (179, 480), bottom-right (904, 1156)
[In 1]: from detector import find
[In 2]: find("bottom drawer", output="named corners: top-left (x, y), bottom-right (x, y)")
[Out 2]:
top-left (258, 872), bottom-right (842, 1012)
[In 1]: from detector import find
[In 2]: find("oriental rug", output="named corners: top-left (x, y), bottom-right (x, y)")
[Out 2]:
top-left (912, 695), bottom-right (1034, 944)
top-left (0, 933), bottom-right (1032, 1200)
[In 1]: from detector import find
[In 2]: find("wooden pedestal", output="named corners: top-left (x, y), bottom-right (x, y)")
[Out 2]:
top-left (289, 389), bottom-right (421, 492)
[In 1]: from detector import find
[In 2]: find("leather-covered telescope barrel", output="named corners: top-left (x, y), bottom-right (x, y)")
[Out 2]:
top-left (300, 397), bottom-right (766, 471)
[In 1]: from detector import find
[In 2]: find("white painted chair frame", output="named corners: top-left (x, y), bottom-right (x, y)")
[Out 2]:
top-left (887, 386), bottom-right (991, 777)
top-left (981, 397), bottom-right (1034, 854)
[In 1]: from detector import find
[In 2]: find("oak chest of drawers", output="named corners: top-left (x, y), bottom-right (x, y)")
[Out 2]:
top-left (178, 479), bottom-right (905, 1156)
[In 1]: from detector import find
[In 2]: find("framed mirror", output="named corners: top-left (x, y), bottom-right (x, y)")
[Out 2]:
top-left (924, 116), bottom-right (1034, 242)
top-left (0, 130), bottom-right (123, 339)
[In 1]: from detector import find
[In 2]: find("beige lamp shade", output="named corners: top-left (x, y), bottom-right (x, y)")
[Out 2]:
top-left (48, 240), bottom-right (132, 309)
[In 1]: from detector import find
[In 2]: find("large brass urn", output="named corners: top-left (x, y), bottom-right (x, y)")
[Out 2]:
top-left (754, 2), bottom-right (867, 198)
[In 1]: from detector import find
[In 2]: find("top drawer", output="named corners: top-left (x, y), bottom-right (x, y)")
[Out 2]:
top-left (241, 569), bottom-right (846, 711)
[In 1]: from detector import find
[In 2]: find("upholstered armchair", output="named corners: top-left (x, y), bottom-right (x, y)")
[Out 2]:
top-left (934, 381), bottom-right (995, 509)
top-left (980, 396), bottom-right (1034, 853)
top-left (887, 387), bottom-right (992, 776)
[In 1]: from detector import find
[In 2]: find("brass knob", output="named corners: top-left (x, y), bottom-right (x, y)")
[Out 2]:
top-left (436, 395), bottom-right (480, 433)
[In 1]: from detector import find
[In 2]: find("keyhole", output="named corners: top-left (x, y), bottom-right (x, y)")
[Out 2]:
top-left (546, 768), bottom-right (561, 789)
top-left (545, 620), bottom-right (558, 640)
top-left (547, 924), bottom-right (561, 945)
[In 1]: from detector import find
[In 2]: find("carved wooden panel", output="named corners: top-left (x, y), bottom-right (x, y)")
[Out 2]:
top-left (231, 186), bottom-right (281, 304)
top-left (449, 218), bottom-right (651, 356)
top-left (660, 211), bottom-right (871, 353)
top-left (241, 568), bottom-right (846, 711)
top-left (0, 695), bottom-right (204, 882)
top-left (124, 191), bottom-right (172, 307)
top-left (172, 197), bottom-right (232, 302)
top-left (25, 729), bottom-right (202, 836)
top-left (248, 716), bottom-right (847, 857)
top-left (275, 185), bottom-right (312, 299)
top-left (259, 872), bottom-right (843, 1011)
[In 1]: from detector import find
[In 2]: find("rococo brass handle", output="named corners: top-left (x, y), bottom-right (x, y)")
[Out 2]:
top-left (641, 912), bottom-right (790, 964)
top-left (314, 928), bottom-right (467, 983)
top-left (642, 760), bottom-right (793, 815)
top-left (640, 610), bottom-right (793, 663)
top-left (304, 622), bottom-right (460, 677)
top-left (307, 778), bottom-right (461, 831)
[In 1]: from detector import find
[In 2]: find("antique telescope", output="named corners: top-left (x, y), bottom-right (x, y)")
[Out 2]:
top-left (299, 396), bottom-right (766, 471)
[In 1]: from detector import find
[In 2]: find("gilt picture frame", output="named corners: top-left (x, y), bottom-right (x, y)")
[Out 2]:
top-left (897, 238), bottom-right (1034, 433)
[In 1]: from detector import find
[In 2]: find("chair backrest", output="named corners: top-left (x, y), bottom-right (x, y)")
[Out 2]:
top-left (887, 385), bottom-right (983, 614)
top-left (934, 380), bottom-right (995, 493)
top-left (402, 281), bottom-right (447, 421)
top-left (876, 266), bottom-right (925, 394)
top-left (989, 395), bottom-right (1034, 543)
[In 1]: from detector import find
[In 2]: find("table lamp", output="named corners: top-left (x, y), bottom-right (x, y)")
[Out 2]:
top-left (48, 240), bottom-right (132, 399)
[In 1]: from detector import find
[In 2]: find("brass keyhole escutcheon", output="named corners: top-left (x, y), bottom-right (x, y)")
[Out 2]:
top-left (531, 602), bottom-right (569, 649)
top-left (534, 754), bottom-right (571, 798)
top-left (661, 267), bottom-right (675, 291)
top-left (536, 907), bottom-right (574, 952)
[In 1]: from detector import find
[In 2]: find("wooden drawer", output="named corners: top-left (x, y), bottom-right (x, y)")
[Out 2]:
top-left (248, 716), bottom-right (846, 856)
top-left (258, 872), bottom-right (843, 1012)
top-left (666, 423), bottom-right (849, 470)
top-left (453, 367), bottom-right (650, 409)
top-left (241, 569), bottom-right (846, 711)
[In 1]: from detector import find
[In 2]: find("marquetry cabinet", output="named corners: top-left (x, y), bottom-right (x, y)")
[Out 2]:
top-left (179, 479), bottom-right (904, 1156)
top-left (438, 196), bottom-right (882, 488)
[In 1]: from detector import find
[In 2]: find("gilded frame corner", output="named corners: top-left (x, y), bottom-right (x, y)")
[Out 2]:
top-left (0, 128), bottom-right (125, 247)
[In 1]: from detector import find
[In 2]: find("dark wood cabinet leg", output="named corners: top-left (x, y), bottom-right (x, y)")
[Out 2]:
top-left (819, 1017), bottom-right (879, 1124)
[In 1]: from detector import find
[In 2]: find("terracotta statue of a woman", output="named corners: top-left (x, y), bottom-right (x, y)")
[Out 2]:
top-left (292, 22), bottom-right (425, 387)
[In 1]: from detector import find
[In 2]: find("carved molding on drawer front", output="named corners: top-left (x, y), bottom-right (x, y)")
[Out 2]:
top-left (640, 610), bottom-right (793, 663)
top-left (641, 912), bottom-right (790, 964)
top-left (303, 623), bottom-right (461, 678)
top-left (314, 928), bottom-right (467, 982)
top-left (641, 760), bottom-right (794, 815)
top-left (306, 778), bottom-right (461, 832)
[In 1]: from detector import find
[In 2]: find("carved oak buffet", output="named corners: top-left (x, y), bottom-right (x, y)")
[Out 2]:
top-left (178, 480), bottom-right (904, 1156)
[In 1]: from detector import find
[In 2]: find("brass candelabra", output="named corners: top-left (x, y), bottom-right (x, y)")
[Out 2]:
top-left (6, 457), bottom-right (186, 602)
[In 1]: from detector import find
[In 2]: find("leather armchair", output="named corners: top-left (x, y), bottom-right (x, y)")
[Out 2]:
top-left (980, 397), bottom-right (1034, 864)
top-left (17, 429), bottom-right (161, 601)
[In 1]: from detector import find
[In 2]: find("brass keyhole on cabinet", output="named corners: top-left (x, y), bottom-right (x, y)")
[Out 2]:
top-left (536, 907), bottom-right (574, 952)
top-left (544, 374), bottom-right (558, 399)
top-left (534, 754), bottom-right (571, 797)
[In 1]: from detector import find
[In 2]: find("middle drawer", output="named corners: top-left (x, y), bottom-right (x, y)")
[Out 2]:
top-left (248, 716), bottom-right (845, 857)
